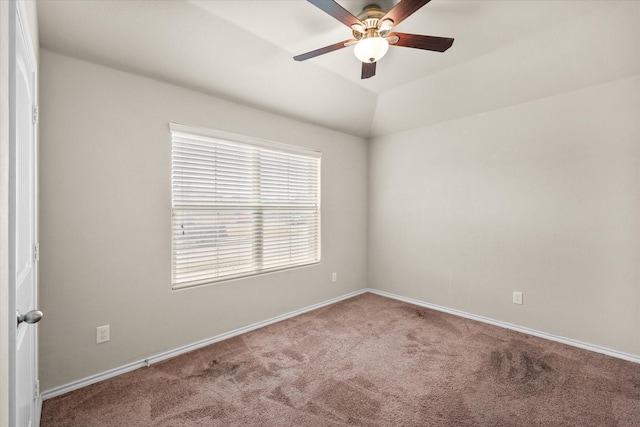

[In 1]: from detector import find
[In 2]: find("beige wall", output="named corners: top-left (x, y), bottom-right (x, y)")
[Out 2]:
top-left (38, 50), bottom-right (368, 390)
top-left (369, 75), bottom-right (640, 356)
top-left (368, 2), bottom-right (640, 358)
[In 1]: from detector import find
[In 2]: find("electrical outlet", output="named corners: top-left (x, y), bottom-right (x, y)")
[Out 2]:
top-left (332, 272), bottom-right (337, 283)
top-left (513, 291), bottom-right (523, 305)
top-left (96, 325), bottom-right (110, 344)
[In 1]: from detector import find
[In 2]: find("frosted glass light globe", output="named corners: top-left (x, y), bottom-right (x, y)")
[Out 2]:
top-left (354, 37), bottom-right (389, 63)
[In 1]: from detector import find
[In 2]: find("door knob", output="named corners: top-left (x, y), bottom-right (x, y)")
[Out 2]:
top-left (17, 310), bottom-right (43, 326)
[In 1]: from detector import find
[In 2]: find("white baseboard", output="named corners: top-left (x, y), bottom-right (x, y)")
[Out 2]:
top-left (42, 287), bottom-right (639, 401)
top-left (367, 288), bottom-right (640, 364)
top-left (41, 289), bottom-right (367, 400)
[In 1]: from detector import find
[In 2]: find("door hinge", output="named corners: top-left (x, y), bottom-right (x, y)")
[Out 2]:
top-left (34, 243), bottom-right (40, 262)
top-left (34, 380), bottom-right (40, 399)
top-left (33, 105), bottom-right (39, 124)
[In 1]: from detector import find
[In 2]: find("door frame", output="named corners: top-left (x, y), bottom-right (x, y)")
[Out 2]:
top-left (3, 0), bottom-right (39, 425)
top-left (0, 1), bottom-right (11, 425)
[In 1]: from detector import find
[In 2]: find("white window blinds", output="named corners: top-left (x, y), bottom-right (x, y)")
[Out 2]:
top-left (170, 123), bottom-right (321, 289)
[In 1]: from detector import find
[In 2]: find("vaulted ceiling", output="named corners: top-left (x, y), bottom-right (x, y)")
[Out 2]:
top-left (37, 1), bottom-right (635, 138)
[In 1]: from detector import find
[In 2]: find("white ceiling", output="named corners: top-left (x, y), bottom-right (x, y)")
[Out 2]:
top-left (36, 0), bottom-right (627, 138)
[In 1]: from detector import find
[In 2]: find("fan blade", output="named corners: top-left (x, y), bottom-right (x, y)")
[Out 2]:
top-left (307, 0), bottom-right (362, 28)
top-left (361, 62), bottom-right (376, 79)
top-left (294, 40), bottom-right (351, 61)
top-left (390, 32), bottom-right (454, 52)
top-left (381, 0), bottom-right (431, 27)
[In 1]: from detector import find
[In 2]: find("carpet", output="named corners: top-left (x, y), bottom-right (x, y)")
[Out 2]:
top-left (41, 293), bottom-right (640, 426)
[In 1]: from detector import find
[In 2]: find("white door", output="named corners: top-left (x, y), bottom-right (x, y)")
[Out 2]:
top-left (11, 1), bottom-right (40, 426)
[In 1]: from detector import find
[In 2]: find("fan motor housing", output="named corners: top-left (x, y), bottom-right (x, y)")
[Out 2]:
top-left (353, 4), bottom-right (386, 39)
top-left (357, 4), bottom-right (386, 21)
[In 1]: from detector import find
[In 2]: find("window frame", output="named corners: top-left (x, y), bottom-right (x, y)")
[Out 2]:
top-left (170, 123), bottom-right (321, 290)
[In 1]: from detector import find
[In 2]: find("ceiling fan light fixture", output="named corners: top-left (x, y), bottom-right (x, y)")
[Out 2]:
top-left (294, 0), bottom-right (454, 79)
top-left (379, 18), bottom-right (394, 33)
top-left (354, 36), bottom-right (389, 63)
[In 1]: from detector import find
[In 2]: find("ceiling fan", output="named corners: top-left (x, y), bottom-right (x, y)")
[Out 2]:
top-left (294, 0), bottom-right (454, 79)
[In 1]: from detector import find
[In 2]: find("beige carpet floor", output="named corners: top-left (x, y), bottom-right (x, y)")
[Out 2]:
top-left (41, 293), bottom-right (640, 426)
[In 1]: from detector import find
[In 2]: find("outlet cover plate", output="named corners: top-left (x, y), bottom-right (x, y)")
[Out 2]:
top-left (513, 291), bottom-right (523, 305)
top-left (96, 325), bottom-right (110, 344)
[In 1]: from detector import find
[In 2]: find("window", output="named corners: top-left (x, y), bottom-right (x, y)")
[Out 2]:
top-left (170, 123), bottom-right (321, 289)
